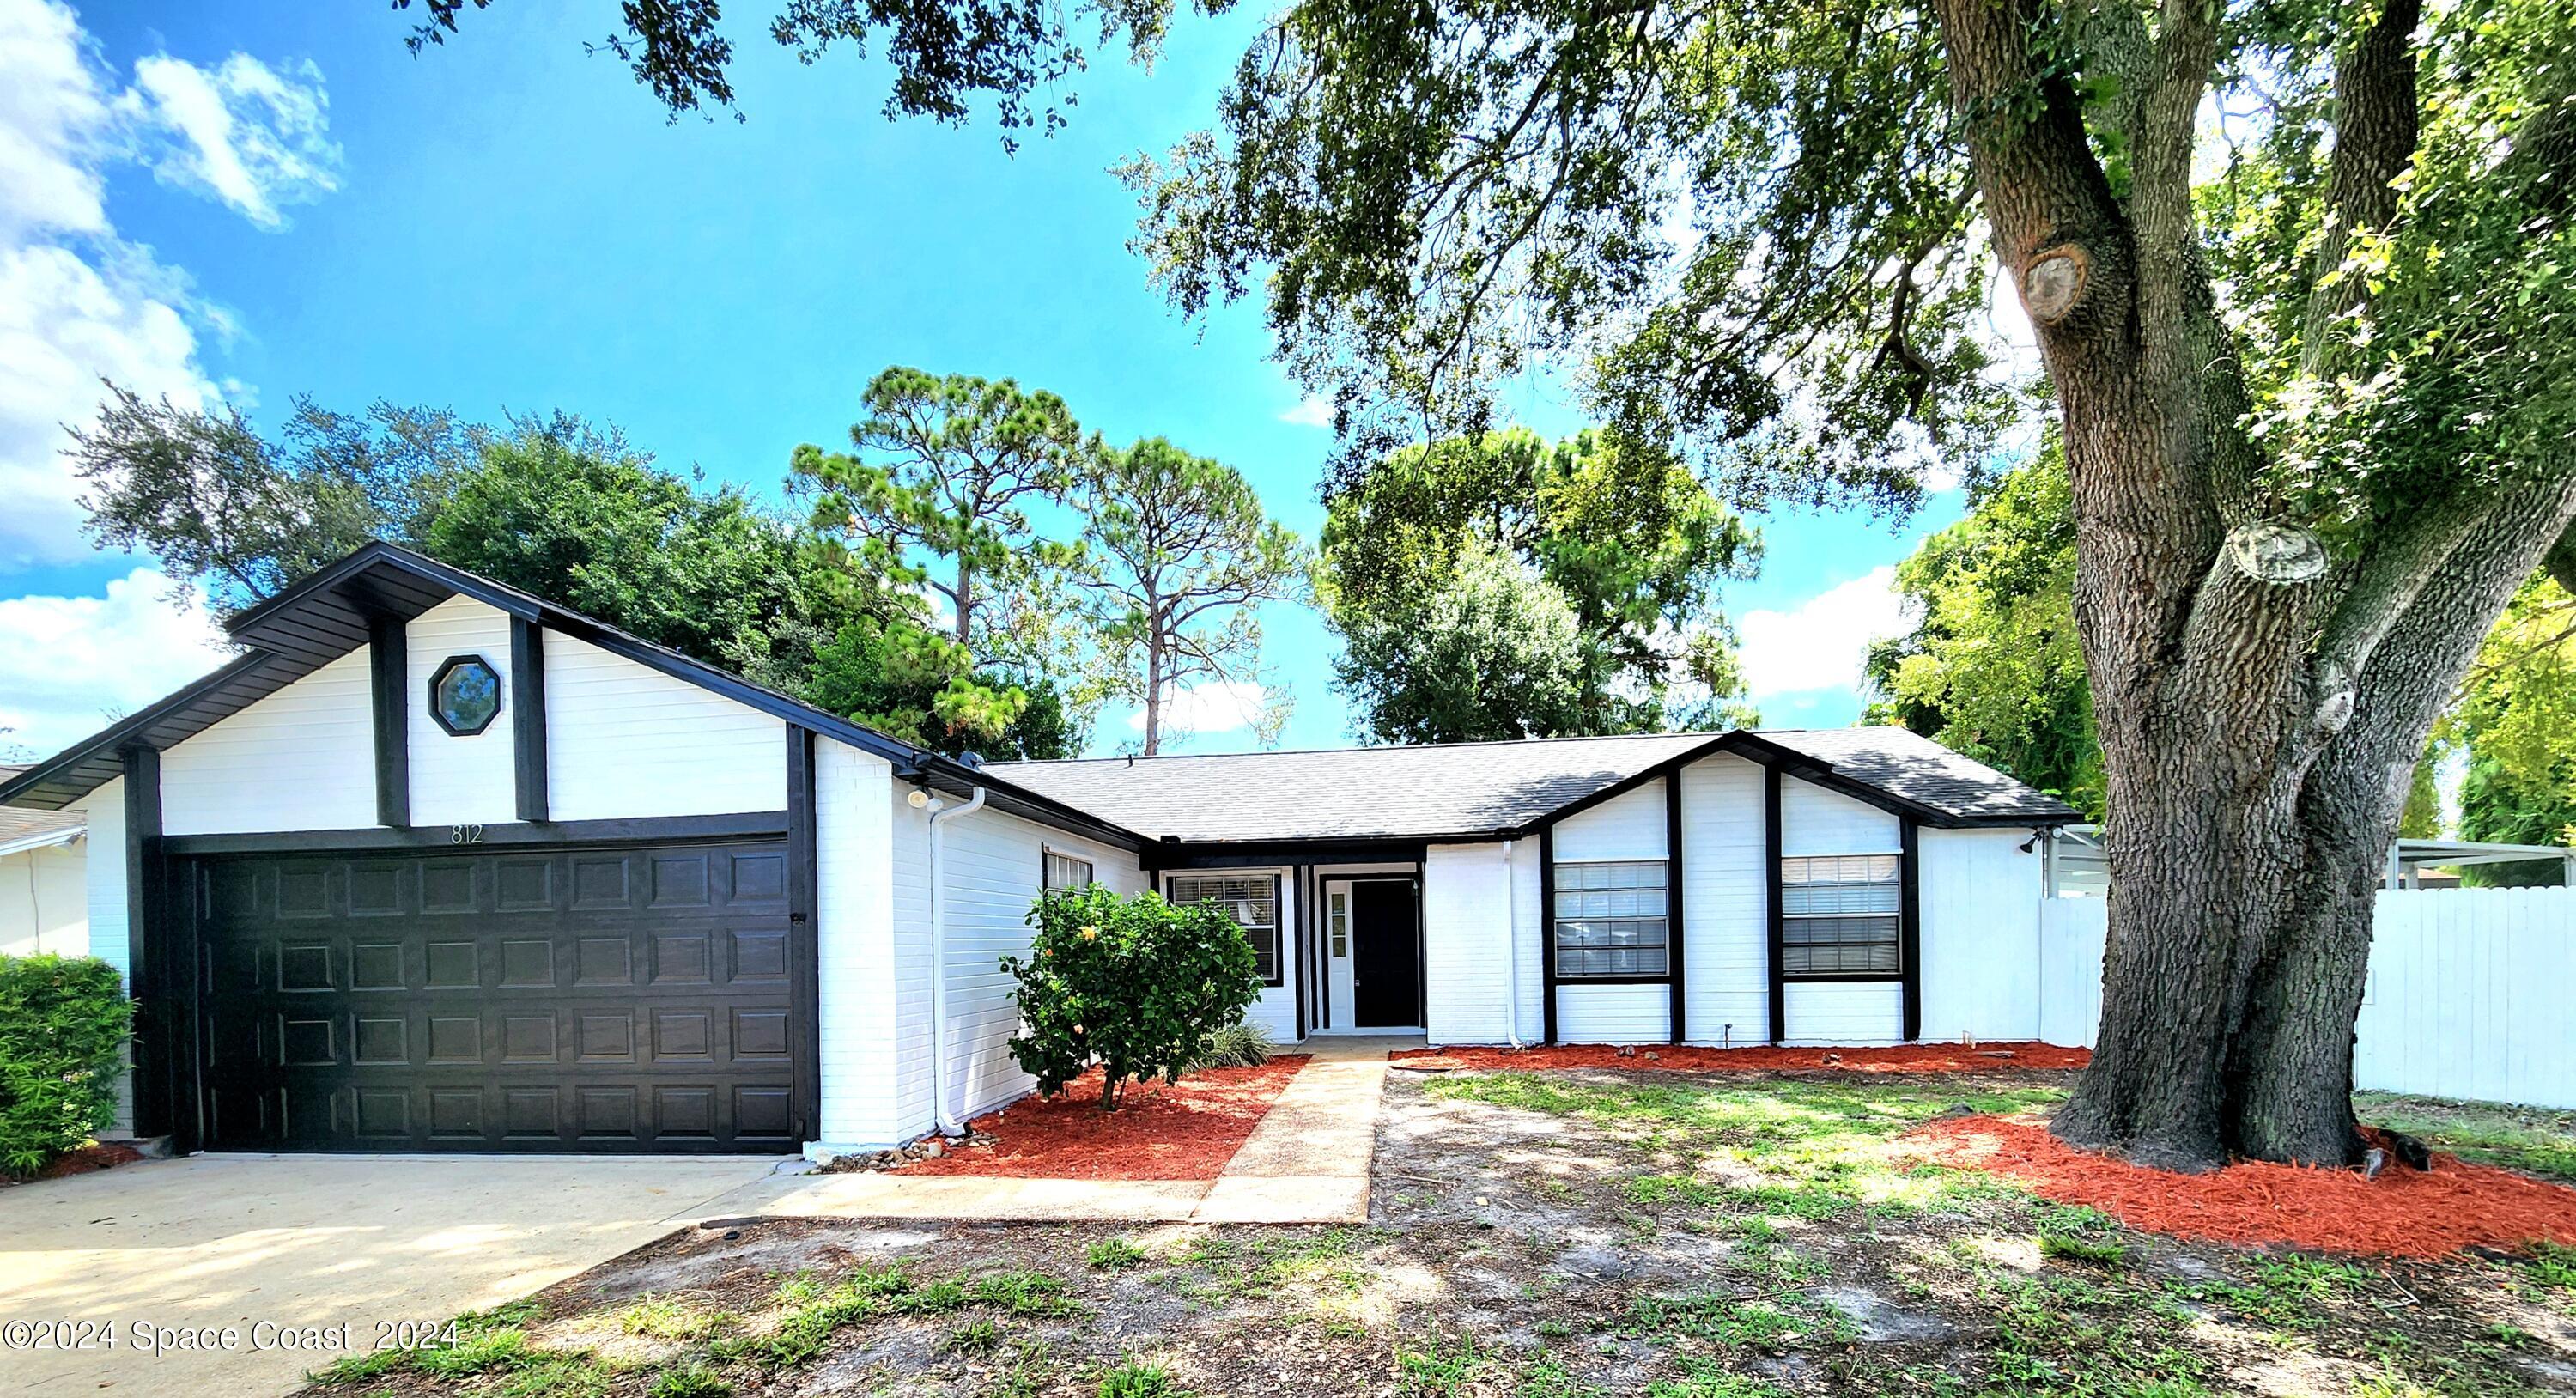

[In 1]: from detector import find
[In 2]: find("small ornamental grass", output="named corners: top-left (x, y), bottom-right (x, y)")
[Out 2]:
top-left (1004, 886), bottom-right (1263, 1109)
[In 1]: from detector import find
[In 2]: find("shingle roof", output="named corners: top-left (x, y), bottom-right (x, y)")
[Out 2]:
top-left (993, 728), bottom-right (2076, 844)
top-left (1753, 726), bottom-right (2084, 825)
top-left (0, 768), bottom-right (85, 852)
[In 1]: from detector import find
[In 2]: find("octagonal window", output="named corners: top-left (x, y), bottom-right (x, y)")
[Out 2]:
top-left (428, 655), bottom-right (501, 736)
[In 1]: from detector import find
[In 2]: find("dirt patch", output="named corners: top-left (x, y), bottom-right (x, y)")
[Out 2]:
top-left (1392, 1040), bottom-right (2092, 1073)
top-left (891, 1055), bottom-right (1309, 1180)
top-left (300, 1067), bottom-right (2576, 1398)
top-left (1909, 1112), bottom-right (2576, 1259)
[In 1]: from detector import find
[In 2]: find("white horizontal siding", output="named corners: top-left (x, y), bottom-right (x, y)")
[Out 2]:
top-left (0, 840), bottom-right (88, 959)
top-left (815, 738), bottom-right (897, 1152)
top-left (1553, 779), bottom-right (1668, 861)
top-left (934, 807), bottom-right (1146, 1122)
top-left (544, 632), bottom-right (785, 820)
top-left (1425, 843), bottom-right (1511, 1044)
top-left (1918, 827), bottom-right (2044, 1042)
top-left (1778, 779), bottom-right (1900, 857)
top-left (1557, 982), bottom-right (1668, 1042)
top-left (161, 649), bottom-right (375, 835)
top-left (407, 596), bottom-right (516, 826)
top-left (74, 782), bottom-right (125, 982)
top-left (1783, 981), bottom-right (1904, 1045)
top-left (1680, 754), bottom-right (1769, 1046)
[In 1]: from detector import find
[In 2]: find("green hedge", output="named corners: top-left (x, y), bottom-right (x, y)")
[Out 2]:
top-left (0, 955), bottom-right (131, 1176)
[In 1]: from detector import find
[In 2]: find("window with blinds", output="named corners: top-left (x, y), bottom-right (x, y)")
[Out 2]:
top-left (1780, 853), bottom-right (1902, 975)
top-left (1552, 860), bottom-right (1670, 977)
top-left (1042, 850), bottom-right (1096, 893)
top-left (1165, 874), bottom-right (1282, 985)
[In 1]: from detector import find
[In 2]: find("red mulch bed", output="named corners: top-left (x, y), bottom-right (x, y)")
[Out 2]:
top-left (5, 1141), bottom-right (143, 1185)
top-left (1390, 1042), bottom-right (2093, 1074)
top-left (900, 1055), bottom-right (1311, 1181)
top-left (1906, 1115), bottom-right (2576, 1259)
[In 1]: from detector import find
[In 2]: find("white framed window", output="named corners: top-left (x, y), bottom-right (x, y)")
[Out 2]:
top-left (1552, 859), bottom-right (1669, 977)
top-left (1167, 873), bottom-right (1282, 986)
top-left (1780, 854), bottom-right (1902, 975)
top-left (1042, 848), bottom-right (1096, 893)
top-left (1328, 889), bottom-right (1349, 958)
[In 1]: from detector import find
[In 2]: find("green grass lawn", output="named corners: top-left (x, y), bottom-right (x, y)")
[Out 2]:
top-left (2354, 1092), bottom-right (2576, 1182)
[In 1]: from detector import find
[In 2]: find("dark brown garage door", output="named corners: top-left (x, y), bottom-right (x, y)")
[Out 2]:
top-left (190, 839), bottom-right (800, 1152)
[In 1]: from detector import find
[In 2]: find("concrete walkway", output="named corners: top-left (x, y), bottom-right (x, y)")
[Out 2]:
top-left (714, 1036), bottom-right (1411, 1225)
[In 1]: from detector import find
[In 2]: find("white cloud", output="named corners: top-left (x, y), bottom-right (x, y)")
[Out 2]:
top-left (0, 0), bottom-right (112, 242)
top-left (0, 0), bottom-right (337, 567)
top-left (126, 52), bottom-right (341, 229)
top-left (0, 243), bottom-right (212, 566)
top-left (0, 567), bottom-right (232, 758)
top-left (1127, 680), bottom-right (1269, 739)
top-left (1735, 567), bottom-right (1910, 700)
top-left (1277, 396), bottom-right (1336, 429)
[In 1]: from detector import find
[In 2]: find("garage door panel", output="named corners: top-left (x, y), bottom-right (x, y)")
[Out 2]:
top-left (195, 838), bottom-right (798, 1153)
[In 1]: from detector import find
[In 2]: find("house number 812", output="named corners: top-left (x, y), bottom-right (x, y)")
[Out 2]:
top-left (449, 824), bottom-right (485, 845)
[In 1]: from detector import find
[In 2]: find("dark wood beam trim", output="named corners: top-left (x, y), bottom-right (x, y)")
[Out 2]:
top-left (119, 746), bottom-right (186, 1146)
top-left (511, 617), bottom-right (550, 823)
top-left (368, 611), bottom-right (409, 828)
top-left (785, 726), bottom-right (821, 1145)
top-left (1539, 824), bottom-right (1559, 1045)
top-left (1293, 861), bottom-right (1311, 1040)
top-left (163, 811), bottom-right (791, 856)
top-left (1765, 764), bottom-right (1787, 1046)
top-left (1668, 775), bottom-right (1687, 1045)
top-left (1900, 817), bottom-right (1923, 1042)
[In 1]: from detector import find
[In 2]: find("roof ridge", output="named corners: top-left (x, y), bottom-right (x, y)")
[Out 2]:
top-left (997, 728), bottom-right (1728, 769)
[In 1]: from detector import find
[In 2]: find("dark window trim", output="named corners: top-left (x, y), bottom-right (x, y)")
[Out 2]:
top-left (1782, 972), bottom-right (1909, 984)
top-left (1039, 845), bottom-right (1098, 893)
top-left (1167, 871), bottom-right (1287, 988)
top-left (1548, 854), bottom-right (1675, 982)
top-left (1778, 849), bottom-right (1905, 978)
top-left (1900, 817), bottom-right (1923, 1041)
top-left (426, 653), bottom-right (504, 738)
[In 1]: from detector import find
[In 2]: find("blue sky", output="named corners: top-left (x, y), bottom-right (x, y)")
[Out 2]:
top-left (0, 0), bottom-right (1979, 762)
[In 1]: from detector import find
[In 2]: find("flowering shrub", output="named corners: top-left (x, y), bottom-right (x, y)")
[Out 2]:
top-left (1003, 885), bottom-right (1262, 1109)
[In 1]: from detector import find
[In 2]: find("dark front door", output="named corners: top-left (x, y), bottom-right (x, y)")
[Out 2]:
top-left (1350, 878), bottom-right (1422, 1028)
top-left (189, 838), bottom-right (799, 1153)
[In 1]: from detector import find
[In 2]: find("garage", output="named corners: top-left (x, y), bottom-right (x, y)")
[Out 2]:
top-left (189, 837), bottom-right (801, 1153)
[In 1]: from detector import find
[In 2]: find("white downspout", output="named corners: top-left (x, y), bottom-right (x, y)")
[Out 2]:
top-left (1502, 840), bottom-right (1524, 1048)
top-left (927, 785), bottom-right (987, 1137)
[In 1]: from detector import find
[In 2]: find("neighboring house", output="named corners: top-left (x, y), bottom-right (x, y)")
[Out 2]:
top-left (0, 543), bottom-right (2079, 1159)
top-left (0, 766), bottom-right (88, 958)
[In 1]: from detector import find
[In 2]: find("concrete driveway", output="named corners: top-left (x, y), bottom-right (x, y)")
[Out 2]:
top-left (0, 1153), bottom-right (785, 1395)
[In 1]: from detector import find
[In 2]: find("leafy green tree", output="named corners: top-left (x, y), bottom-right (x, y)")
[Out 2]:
top-left (1075, 438), bottom-right (1306, 754)
top-left (801, 610), bottom-right (1087, 760)
top-left (1331, 537), bottom-right (1589, 744)
top-left (68, 385), bottom-right (477, 617)
top-left (415, 0), bottom-right (2576, 1169)
top-left (427, 414), bottom-right (859, 680)
top-left (791, 368), bottom-right (1089, 655)
top-left (1002, 885), bottom-right (1263, 1109)
top-left (2439, 577), bottom-right (2576, 883)
top-left (1318, 429), bottom-right (1759, 741)
top-left (1868, 447), bottom-right (2101, 819)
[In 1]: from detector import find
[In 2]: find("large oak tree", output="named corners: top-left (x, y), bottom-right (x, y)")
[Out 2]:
top-left (402, 0), bottom-right (2576, 1170)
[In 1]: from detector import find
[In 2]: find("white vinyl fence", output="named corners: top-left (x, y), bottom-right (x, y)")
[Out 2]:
top-left (2038, 887), bottom-right (2576, 1109)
